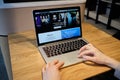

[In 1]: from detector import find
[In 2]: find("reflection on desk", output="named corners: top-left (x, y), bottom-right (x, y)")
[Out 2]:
top-left (8, 22), bottom-right (120, 80)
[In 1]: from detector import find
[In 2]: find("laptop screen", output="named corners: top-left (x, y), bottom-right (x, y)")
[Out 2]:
top-left (33, 6), bottom-right (82, 45)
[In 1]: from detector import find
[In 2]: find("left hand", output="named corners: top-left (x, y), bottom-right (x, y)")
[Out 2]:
top-left (42, 60), bottom-right (64, 80)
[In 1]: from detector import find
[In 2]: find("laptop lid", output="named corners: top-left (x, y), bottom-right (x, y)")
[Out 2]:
top-left (33, 6), bottom-right (82, 46)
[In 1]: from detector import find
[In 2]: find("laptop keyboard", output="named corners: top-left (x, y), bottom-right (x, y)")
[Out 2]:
top-left (43, 39), bottom-right (87, 57)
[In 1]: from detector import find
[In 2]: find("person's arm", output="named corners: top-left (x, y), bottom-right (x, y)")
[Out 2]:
top-left (103, 56), bottom-right (120, 79)
top-left (78, 43), bottom-right (120, 79)
top-left (114, 64), bottom-right (120, 79)
top-left (42, 60), bottom-right (64, 80)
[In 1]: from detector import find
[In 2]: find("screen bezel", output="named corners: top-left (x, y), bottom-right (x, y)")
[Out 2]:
top-left (33, 6), bottom-right (82, 46)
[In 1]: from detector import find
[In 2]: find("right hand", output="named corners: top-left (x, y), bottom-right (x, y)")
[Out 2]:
top-left (78, 44), bottom-right (120, 69)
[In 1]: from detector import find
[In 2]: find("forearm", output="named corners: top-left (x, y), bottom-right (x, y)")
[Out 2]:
top-left (104, 57), bottom-right (120, 79)
top-left (104, 57), bottom-right (120, 69)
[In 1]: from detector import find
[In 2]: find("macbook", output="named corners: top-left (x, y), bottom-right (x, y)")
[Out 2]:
top-left (33, 6), bottom-right (88, 67)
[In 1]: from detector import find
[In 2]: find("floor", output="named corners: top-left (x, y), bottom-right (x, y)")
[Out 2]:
top-left (84, 16), bottom-right (118, 36)
top-left (84, 9), bottom-right (120, 31)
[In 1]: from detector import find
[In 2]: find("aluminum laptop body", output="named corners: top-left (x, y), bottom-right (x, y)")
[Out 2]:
top-left (33, 6), bottom-right (88, 67)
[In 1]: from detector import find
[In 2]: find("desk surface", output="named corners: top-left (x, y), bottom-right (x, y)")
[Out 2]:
top-left (8, 22), bottom-right (120, 80)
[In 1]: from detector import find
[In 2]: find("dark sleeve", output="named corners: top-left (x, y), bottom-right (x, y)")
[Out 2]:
top-left (114, 64), bottom-right (120, 79)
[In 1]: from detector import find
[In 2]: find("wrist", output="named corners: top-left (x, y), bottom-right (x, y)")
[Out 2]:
top-left (105, 57), bottom-right (120, 69)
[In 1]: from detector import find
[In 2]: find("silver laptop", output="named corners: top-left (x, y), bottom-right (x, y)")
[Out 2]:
top-left (33, 6), bottom-right (88, 67)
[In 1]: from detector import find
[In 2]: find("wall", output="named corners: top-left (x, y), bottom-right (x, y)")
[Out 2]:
top-left (0, 0), bottom-right (86, 8)
top-left (0, 2), bottom-right (85, 34)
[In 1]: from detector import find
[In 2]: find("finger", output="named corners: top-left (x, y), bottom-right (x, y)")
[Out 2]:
top-left (82, 55), bottom-right (95, 62)
top-left (56, 61), bottom-right (64, 69)
top-left (77, 49), bottom-right (93, 58)
top-left (42, 63), bottom-right (47, 72)
top-left (46, 63), bottom-right (50, 69)
top-left (79, 45), bottom-right (87, 53)
top-left (41, 66), bottom-right (45, 80)
top-left (79, 43), bottom-right (91, 54)
top-left (42, 66), bottom-right (46, 73)
top-left (51, 60), bottom-right (59, 65)
top-left (87, 43), bottom-right (92, 46)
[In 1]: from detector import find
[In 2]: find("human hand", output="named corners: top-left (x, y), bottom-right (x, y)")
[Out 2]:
top-left (78, 43), bottom-right (109, 64)
top-left (42, 60), bottom-right (64, 80)
top-left (78, 44), bottom-right (120, 69)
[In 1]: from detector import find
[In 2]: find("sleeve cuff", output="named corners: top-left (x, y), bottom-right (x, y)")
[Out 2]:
top-left (114, 64), bottom-right (120, 79)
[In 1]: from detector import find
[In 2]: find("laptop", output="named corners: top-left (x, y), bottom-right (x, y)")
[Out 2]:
top-left (33, 6), bottom-right (88, 67)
